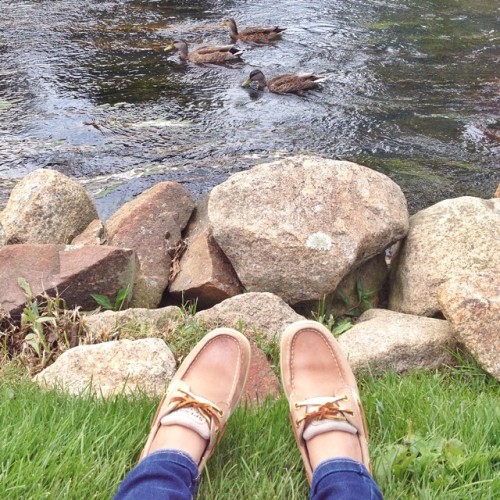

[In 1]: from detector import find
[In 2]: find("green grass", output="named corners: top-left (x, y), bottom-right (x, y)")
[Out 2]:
top-left (1, 363), bottom-right (498, 499)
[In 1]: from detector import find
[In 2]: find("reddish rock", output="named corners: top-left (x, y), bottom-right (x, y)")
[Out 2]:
top-left (495, 184), bottom-right (500, 198)
top-left (169, 199), bottom-right (242, 308)
top-left (243, 343), bottom-right (281, 406)
top-left (106, 182), bottom-right (195, 308)
top-left (0, 244), bottom-right (137, 318)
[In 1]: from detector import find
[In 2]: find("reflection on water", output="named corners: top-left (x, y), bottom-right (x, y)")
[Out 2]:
top-left (0, 0), bottom-right (498, 218)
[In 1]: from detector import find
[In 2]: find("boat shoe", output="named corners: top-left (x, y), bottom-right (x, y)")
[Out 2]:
top-left (280, 320), bottom-right (371, 483)
top-left (140, 328), bottom-right (251, 472)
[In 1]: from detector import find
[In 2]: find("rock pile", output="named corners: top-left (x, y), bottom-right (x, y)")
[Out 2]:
top-left (1, 157), bottom-right (498, 399)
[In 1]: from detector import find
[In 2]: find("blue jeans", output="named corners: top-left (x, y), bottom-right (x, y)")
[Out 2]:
top-left (115, 451), bottom-right (383, 499)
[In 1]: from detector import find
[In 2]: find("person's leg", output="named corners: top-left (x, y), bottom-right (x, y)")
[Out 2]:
top-left (115, 450), bottom-right (199, 500)
top-left (280, 320), bottom-right (383, 500)
top-left (310, 458), bottom-right (382, 500)
top-left (115, 328), bottom-right (251, 500)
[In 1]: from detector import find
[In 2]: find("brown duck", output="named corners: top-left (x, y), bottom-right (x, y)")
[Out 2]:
top-left (221, 18), bottom-right (286, 44)
top-left (165, 39), bottom-right (243, 63)
top-left (241, 69), bottom-right (325, 96)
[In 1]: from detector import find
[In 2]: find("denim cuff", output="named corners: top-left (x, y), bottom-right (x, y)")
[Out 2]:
top-left (142, 449), bottom-right (200, 484)
top-left (312, 457), bottom-right (373, 489)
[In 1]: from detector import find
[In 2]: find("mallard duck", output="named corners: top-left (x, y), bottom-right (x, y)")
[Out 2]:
top-left (241, 69), bottom-right (325, 96)
top-left (165, 39), bottom-right (243, 64)
top-left (221, 18), bottom-right (286, 44)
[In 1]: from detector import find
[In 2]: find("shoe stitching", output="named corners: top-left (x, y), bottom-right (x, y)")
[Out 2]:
top-left (290, 327), bottom-right (346, 393)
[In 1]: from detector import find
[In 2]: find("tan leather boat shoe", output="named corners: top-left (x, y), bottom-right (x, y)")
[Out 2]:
top-left (280, 320), bottom-right (371, 483)
top-left (140, 328), bottom-right (251, 472)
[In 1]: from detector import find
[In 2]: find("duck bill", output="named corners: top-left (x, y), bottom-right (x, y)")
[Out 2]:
top-left (164, 42), bottom-right (175, 52)
top-left (241, 78), bottom-right (252, 88)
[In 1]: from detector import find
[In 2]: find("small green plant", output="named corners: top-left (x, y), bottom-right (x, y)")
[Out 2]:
top-left (91, 285), bottom-right (130, 311)
top-left (180, 295), bottom-right (198, 317)
top-left (312, 296), bottom-right (353, 337)
top-left (375, 422), bottom-right (473, 490)
top-left (336, 277), bottom-right (376, 318)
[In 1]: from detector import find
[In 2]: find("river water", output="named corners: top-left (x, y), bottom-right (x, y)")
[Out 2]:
top-left (0, 0), bottom-right (498, 218)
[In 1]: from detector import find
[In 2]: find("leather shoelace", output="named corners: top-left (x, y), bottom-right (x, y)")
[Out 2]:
top-left (295, 395), bottom-right (354, 428)
top-left (169, 388), bottom-right (224, 429)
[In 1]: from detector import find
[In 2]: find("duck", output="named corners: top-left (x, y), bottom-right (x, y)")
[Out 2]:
top-left (221, 18), bottom-right (286, 44)
top-left (241, 69), bottom-right (325, 96)
top-left (165, 39), bottom-right (243, 64)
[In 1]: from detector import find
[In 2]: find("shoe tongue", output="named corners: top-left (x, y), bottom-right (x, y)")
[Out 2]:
top-left (160, 407), bottom-right (210, 440)
top-left (303, 418), bottom-right (358, 441)
top-left (301, 400), bottom-right (358, 442)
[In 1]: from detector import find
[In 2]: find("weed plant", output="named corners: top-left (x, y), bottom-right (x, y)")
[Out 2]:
top-left (1, 281), bottom-right (85, 374)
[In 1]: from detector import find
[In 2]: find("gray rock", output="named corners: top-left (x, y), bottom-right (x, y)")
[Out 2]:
top-left (338, 309), bottom-right (457, 373)
top-left (194, 292), bottom-right (305, 343)
top-left (208, 156), bottom-right (408, 305)
top-left (0, 169), bottom-right (97, 246)
top-left (438, 272), bottom-right (500, 381)
top-left (34, 338), bottom-right (176, 397)
top-left (389, 197), bottom-right (500, 316)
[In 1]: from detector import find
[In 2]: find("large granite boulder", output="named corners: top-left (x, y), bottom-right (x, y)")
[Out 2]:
top-left (34, 338), bottom-right (176, 397)
top-left (208, 156), bottom-right (408, 305)
top-left (169, 199), bottom-right (242, 308)
top-left (105, 182), bottom-right (195, 308)
top-left (83, 306), bottom-right (182, 343)
top-left (0, 169), bottom-right (97, 246)
top-left (194, 292), bottom-right (305, 343)
top-left (339, 309), bottom-right (457, 373)
top-left (389, 197), bottom-right (500, 316)
top-left (438, 272), bottom-right (500, 381)
top-left (0, 244), bottom-right (137, 317)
